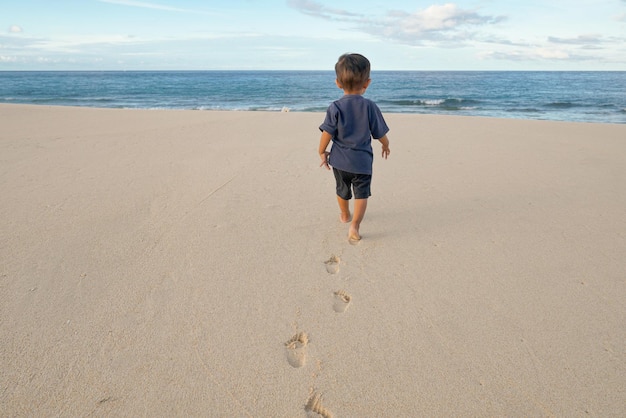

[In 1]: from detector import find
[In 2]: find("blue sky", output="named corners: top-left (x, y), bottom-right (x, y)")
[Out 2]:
top-left (1, 0), bottom-right (625, 70)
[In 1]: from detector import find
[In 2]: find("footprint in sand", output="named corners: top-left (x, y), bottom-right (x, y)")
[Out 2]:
top-left (324, 255), bottom-right (340, 274)
top-left (305, 391), bottom-right (334, 418)
top-left (332, 290), bottom-right (351, 313)
top-left (285, 332), bottom-right (309, 368)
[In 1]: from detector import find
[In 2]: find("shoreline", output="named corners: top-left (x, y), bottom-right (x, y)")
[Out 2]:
top-left (1, 104), bottom-right (625, 416)
top-left (2, 102), bottom-right (625, 126)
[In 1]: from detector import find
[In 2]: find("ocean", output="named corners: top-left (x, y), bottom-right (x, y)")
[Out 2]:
top-left (1, 71), bottom-right (624, 124)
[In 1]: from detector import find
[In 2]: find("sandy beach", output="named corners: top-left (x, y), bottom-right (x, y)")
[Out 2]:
top-left (1, 104), bottom-right (625, 416)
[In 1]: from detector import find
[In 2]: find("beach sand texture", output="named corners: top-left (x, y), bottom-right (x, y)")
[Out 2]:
top-left (1, 104), bottom-right (625, 416)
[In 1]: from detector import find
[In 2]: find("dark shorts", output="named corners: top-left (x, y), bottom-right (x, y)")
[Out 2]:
top-left (333, 168), bottom-right (372, 200)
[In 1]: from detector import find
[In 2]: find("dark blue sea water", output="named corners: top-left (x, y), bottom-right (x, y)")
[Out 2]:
top-left (1, 71), bottom-right (624, 124)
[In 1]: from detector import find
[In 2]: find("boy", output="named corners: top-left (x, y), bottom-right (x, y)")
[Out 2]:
top-left (318, 53), bottom-right (390, 243)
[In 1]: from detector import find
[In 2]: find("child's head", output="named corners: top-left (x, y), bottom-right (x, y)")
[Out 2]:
top-left (335, 53), bottom-right (371, 92)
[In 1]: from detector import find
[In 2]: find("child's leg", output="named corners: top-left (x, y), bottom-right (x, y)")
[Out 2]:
top-left (333, 168), bottom-right (352, 223)
top-left (336, 195), bottom-right (351, 223)
top-left (349, 198), bottom-right (368, 242)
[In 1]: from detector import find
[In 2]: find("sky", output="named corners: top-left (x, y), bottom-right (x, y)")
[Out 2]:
top-left (1, 0), bottom-right (625, 71)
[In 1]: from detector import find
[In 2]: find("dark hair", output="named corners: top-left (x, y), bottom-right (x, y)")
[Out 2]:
top-left (335, 53), bottom-right (371, 91)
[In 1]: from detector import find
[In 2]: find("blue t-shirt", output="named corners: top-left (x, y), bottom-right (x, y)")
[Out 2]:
top-left (319, 95), bottom-right (389, 175)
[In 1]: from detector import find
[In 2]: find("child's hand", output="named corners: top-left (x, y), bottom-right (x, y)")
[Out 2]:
top-left (320, 152), bottom-right (331, 170)
top-left (379, 135), bottom-right (390, 159)
top-left (381, 145), bottom-right (390, 159)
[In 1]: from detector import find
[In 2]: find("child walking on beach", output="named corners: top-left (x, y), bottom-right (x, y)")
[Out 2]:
top-left (319, 53), bottom-right (390, 243)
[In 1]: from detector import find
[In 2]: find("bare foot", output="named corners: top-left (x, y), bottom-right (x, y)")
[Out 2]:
top-left (348, 226), bottom-right (361, 244)
top-left (340, 212), bottom-right (351, 223)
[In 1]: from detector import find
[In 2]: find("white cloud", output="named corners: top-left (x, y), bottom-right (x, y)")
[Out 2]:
top-left (548, 34), bottom-right (604, 45)
top-left (96, 0), bottom-right (202, 13)
top-left (374, 4), bottom-right (505, 45)
top-left (0, 29), bottom-right (268, 70)
top-left (286, 0), bottom-right (359, 19)
top-left (534, 48), bottom-right (570, 60)
top-left (289, 1), bottom-right (505, 46)
top-left (481, 47), bottom-right (599, 63)
top-left (394, 4), bottom-right (501, 32)
top-left (8, 25), bottom-right (23, 33)
top-left (479, 50), bottom-right (526, 62)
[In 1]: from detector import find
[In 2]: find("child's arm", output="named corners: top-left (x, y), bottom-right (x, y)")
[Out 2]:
top-left (318, 131), bottom-right (332, 170)
top-left (378, 135), bottom-right (390, 159)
